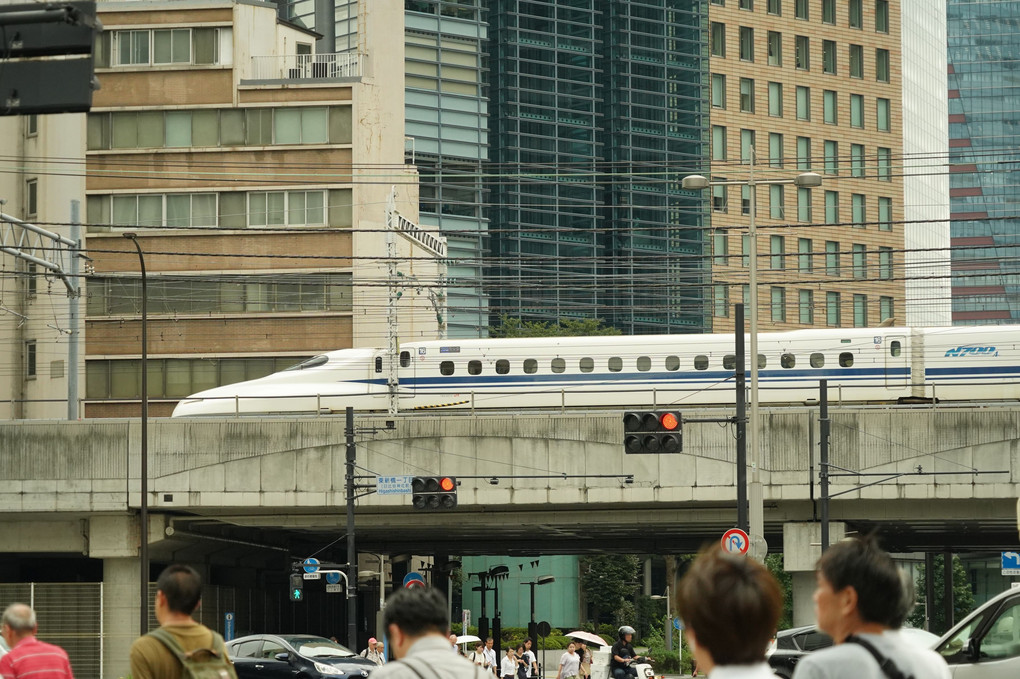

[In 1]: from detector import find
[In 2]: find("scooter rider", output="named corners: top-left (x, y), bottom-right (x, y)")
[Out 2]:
top-left (610, 626), bottom-right (649, 679)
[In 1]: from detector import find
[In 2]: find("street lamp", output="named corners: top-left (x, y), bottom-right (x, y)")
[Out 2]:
top-left (682, 153), bottom-right (822, 558)
top-left (522, 576), bottom-right (555, 677)
top-left (122, 232), bottom-right (148, 633)
top-left (650, 587), bottom-right (673, 652)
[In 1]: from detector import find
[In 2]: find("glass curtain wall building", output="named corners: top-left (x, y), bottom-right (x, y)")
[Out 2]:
top-left (486, 0), bottom-right (707, 334)
top-left (948, 0), bottom-right (1020, 324)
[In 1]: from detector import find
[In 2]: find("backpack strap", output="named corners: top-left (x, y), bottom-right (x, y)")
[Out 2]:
top-left (844, 635), bottom-right (914, 679)
top-left (149, 628), bottom-right (191, 664)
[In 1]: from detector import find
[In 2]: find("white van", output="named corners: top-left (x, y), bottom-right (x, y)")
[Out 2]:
top-left (935, 582), bottom-right (1020, 677)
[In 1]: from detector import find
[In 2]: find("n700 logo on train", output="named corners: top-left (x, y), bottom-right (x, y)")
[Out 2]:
top-left (945, 346), bottom-right (997, 357)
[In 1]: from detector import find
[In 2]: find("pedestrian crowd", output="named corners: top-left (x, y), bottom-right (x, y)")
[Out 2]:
top-left (0, 537), bottom-right (951, 679)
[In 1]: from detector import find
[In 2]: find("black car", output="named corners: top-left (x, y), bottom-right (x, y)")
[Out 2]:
top-left (225, 634), bottom-right (376, 679)
top-left (766, 625), bottom-right (834, 678)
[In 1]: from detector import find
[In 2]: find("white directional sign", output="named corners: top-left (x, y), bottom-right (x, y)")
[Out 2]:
top-left (303, 572), bottom-right (321, 580)
top-left (326, 584), bottom-right (343, 593)
top-left (1003, 551), bottom-right (1020, 576)
top-left (377, 475), bottom-right (414, 495)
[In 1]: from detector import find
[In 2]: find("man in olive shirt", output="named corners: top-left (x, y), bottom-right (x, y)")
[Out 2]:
top-left (129, 565), bottom-right (235, 679)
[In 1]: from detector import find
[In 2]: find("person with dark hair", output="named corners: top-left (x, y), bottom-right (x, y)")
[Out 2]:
top-left (674, 547), bottom-right (781, 678)
top-left (370, 587), bottom-right (491, 679)
top-left (792, 537), bottom-right (950, 679)
top-left (0, 603), bottom-right (74, 679)
top-left (609, 626), bottom-right (650, 679)
top-left (129, 564), bottom-right (236, 679)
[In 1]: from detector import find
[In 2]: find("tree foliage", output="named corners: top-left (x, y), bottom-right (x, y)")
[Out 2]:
top-left (907, 555), bottom-right (974, 635)
top-left (490, 314), bottom-right (622, 338)
top-left (580, 554), bottom-right (640, 627)
top-left (765, 553), bottom-right (794, 630)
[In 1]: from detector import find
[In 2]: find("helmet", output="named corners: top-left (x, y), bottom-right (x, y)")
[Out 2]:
top-left (619, 625), bottom-right (635, 637)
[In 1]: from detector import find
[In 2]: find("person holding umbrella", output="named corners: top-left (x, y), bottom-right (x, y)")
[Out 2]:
top-left (575, 639), bottom-right (592, 679)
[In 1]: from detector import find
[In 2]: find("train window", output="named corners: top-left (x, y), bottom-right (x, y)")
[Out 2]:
top-left (890, 341), bottom-right (902, 357)
top-left (723, 354), bottom-right (736, 370)
top-left (524, 359), bottom-right (538, 374)
top-left (608, 357), bottom-right (623, 372)
top-left (551, 358), bottom-right (566, 373)
top-left (665, 355), bottom-right (681, 371)
top-left (758, 354), bottom-right (767, 369)
top-left (440, 361), bottom-right (454, 376)
top-left (694, 355), bottom-right (708, 370)
top-left (781, 353), bottom-right (796, 368)
top-left (810, 352), bottom-right (825, 367)
top-left (495, 359), bottom-right (510, 375)
top-left (579, 357), bottom-right (594, 373)
top-left (374, 356), bottom-right (382, 373)
top-left (637, 356), bottom-right (651, 371)
top-left (839, 352), bottom-right (854, 367)
top-left (468, 360), bottom-right (482, 375)
top-left (399, 351), bottom-right (411, 368)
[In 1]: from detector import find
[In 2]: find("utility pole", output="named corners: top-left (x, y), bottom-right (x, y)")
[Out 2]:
top-left (345, 407), bottom-right (358, 649)
top-left (734, 303), bottom-right (748, 533)
top-left (385, 189), bottom-right (399, 415)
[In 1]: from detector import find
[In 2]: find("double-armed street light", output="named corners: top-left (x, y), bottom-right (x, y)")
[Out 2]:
top-left (682, 154), bottom-right (822, 558)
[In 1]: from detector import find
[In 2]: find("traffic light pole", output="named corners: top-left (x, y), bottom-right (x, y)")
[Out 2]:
top-left (346, 406), bottom-right (357, 650)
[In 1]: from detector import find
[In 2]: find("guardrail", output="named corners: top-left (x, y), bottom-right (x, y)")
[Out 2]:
top-left (249, 52), bottom-right (362, 80)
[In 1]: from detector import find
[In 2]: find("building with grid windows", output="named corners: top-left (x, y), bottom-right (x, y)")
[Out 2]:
top-left (947, 0), bottom-right (1020, 325)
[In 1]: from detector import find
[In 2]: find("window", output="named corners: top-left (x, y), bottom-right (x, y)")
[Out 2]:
top-left (822, 90), bottom-right (837, 125)
top-left (795, 0), bottom-right (809, 19)
top-left (768, 81), bottom-right (783, 117)
top-left (579, 358), bottom-right (594, 373)
top-left (824, 140), bottom-right (839, 174)
top-left (524, 358), bottom-right (539, 374)
top-left (826, 241), bottom-right (840, 275)
top-left (795, 36), bottom-right (810, 69)
top-left (876, 0), bottom-right (889, 32)
top-left (714, 285), bottom-right (729, 317)
top-left (468, 360), bottom-right (482, 375)
top-left (693, 355), bottom-right (709, 370)
top-left (712, 0), bottom-right (725, 5)
top-left (822, 40), bottom-right (836, 74)
top-left (797, 136), bottom-right (811, 170)
top-left (771, 287), bottom-right (787, 321)
top-left (880, 296), bottom-right (894, 322)
top-left (712, 73), bottom-right (726, 108)
top-left (771, 235), bottom-right (785, 270)
top-left (742, 235), bottom-right (750, 267)
top-left (740, 129), bottom-right (756, 164)
top-left (496, 360), bottom-right (510, 374)
top-left (877, 98), bottom-right (890, 131)
top-left (879, 247), bottom-right (892, 279)
top-left (796, 86), bottom-right (810, 120)
top-left (849, 44), bottom-right (863, 78)
top-left (798, 238), bottom-right (813, 272)
top-left (768, 31), bottom-right (782, 66)
top-left (876, 49), bottom-right (890, 82)
top-left (781, 353), bottom-right (796, 368)
top-left (26, 262), bottom-right (37, 297)
top-left (740, 78), bottom-right (755, 112)
top-left (26, 179), bottom-right (37, 218)
top-left (851, 144), bottom-right (865, 177)
top-left (115, 30), bottom-right (149, 65)
top-left (768, 0), bottom-right (781, 14)
top-left (799, 290), bottom-right (814, 323)
top-left (712, 125), bottom-right (727, 160)
top-left (850, 194), bottom-right (865, 227)
top-left (811, 352), bottom-right (825, 367)
top-left (740, 0), bottom-right (753, 8)
top-left (853, 294), bottom-right (867, 327)
top-left (107, 27), bottom-right (226, 67)
top-left (723, 355), bottom-right (736, 371)
top-left (667, 356), bottom-right (682, 371)
top-left (878, 147), bottom-right (891, 181)
top-left (825, 190), bottom-right (839, 224)
top-left (852, 243), bottom-right (867, 279)
top-left (741, 185), bottom-right (754, 216)
top-left (713, 184), bottom-right (728, 213)
top-left (26, 115), bottom-right (38, 136)
top-left (250, 190), bottom-right (326, 226)
top-left (739, 27), bottom-right (754, 61)
top-left (849, 0), bottom-right (862, 27)
top-left (826, 291), bottom-right (841, 326)
top-left (850, 94), bottom-right (864, 128)
top-left (714, 232), bottom-right (729, 265)
top-left (88, 355), bottom-right (305, 399)
top-left (878, 196), bottom-right (892, 230)
top-left (440, 361), bottom-right (455, 376)
top-left (770, 184), bottom-right (785, 219)
top-left (839, 352), bottom-right (854, 367)
top-left (154, 29), bottom-right (192, 64)
top-left (769, 132), bottom-right (784, 167)
top-left (822, 0), bottom-right (835, 23)
top-left (797, 187), bottom-right (812, 222)
top-left (551, 358), bottom-right (566, 373)
top-left (711, 23), bottom-right (726, 57)
top-left (608, 357), bottom-right (622, 372)
top-left (25, 340), bottom-right (36, 378)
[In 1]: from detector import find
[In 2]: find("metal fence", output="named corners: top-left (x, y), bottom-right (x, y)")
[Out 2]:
top-left (249, 52), bottom-right (362, 80)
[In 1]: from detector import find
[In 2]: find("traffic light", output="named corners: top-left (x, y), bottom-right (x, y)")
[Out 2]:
top-left (411, 476), bottom-right (458, 510)
top-left (289, 573), bottom-right (304, 602)
top-left (624, 411), bottom-right (682, 454)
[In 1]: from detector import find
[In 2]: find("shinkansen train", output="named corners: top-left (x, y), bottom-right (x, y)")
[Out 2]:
top-left (170, 325), bottom-right (1020, 417)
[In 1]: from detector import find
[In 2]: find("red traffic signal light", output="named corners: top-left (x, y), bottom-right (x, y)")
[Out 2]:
top-left (623, 411), bottom-right (682, 454)
top-left (411, 476), bottom-right (458, 510)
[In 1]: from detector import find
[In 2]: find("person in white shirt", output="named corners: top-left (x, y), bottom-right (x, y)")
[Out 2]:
top-left (500, 647), bottom-right (518, 679)
top-left (483, 637), bottom-right (498, 675)
top-left (470, 642), bottom-right (488, 668)
top-left (555, 642), bottom-right (581, 679)
top-left (675, 546), bottom-right (782, 679)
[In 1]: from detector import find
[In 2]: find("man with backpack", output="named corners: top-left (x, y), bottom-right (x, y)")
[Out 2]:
top-left (129, 564), bottom-right (237, 679)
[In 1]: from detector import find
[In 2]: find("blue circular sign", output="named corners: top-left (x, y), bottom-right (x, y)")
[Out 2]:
top-left (402, 572), bottom-right (424, 586)
top-left (303, 557), bottom-right (321, 573)
top-left (326, 571), bottom-right (342, 584)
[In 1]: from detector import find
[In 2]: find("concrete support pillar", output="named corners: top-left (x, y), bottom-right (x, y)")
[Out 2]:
top-left (782, 522), bottom-right (846, 626)
top-left (102, 557), bottom-right (141, 679)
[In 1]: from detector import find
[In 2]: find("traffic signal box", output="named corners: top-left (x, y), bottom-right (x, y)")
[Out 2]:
top-left (624, 411), bottom-right (683, 453)
top-left (411, 476), bottom-right (458, 510)
top-left (289, 573), bottom-right (304, 602)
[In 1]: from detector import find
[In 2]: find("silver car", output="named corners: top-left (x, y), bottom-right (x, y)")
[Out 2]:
top-left (936, 583), bottom-right (1020, 677)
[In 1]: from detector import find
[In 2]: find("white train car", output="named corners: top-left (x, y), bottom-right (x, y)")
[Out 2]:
top-left (171, 325), bottom-right (1020, 417)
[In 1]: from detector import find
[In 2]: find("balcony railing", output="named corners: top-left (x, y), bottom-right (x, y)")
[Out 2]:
top-left (249, 52), bottom-right (362, 80)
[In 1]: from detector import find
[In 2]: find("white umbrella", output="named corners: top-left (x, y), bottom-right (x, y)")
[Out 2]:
top-left (456, 634), bottom-right (482, 645)
top-left (567, 631), bottom-right (609, 647)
